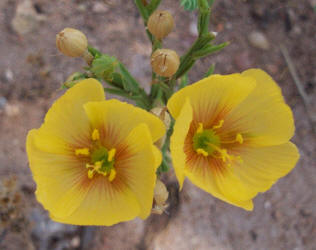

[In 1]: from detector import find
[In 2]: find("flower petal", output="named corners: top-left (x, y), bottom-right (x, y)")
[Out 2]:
top-left (184, 155), bottom-right (254, 210)
top-left (170, 98), bottom-right (193, 189)
top-left (27, 129), bottom-right (89, 218)
top-left (117, 123), bottom-right (161, 219)
top-left (167, 74), bottom-right (256, 126)
top-left (51, 176), bottom-right (141, 226)
top-left (84, 99), bottom-right (165, 144)
top-left (42, 78), bottom-right (105, 145)
top-left (223, 69), bottom-right (295, 146)
top-left (233, 142), bottom-right (299, 193)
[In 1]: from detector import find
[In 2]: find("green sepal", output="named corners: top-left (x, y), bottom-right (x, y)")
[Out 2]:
top-left (88, 46), bottom-right (102, 58)
top-left (90, 55), bottom-right (118, 80)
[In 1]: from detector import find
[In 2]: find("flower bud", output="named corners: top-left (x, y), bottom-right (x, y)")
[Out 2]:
top-left (152, 179), bottom-right (169, 214)
top-left (150, 107), bottom-right (171, 129)
top-left (151, 49), bottom-right (180, 77)
top-left (151, 107), bottom-right (171, 148)
top-left (148, 10), bottom-right (174, 40)
top-left (154, 179), bottom-right (169, 205)
top-left (56, 28), bottom-right (88, 57)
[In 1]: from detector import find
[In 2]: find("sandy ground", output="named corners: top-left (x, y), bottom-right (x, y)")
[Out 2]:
top-left (0, 0), bottom-right (315, 249)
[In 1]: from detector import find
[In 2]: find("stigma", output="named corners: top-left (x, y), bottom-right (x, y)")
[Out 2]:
top-left (193, 122), bottom-right (244, 167)
top-left (75, 129), bottom-right (117, 181)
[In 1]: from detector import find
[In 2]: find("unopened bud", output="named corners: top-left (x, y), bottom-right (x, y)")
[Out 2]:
top-left (152, 180), bottom-right (169, 215)
top-left (151, 49), bottom-right (180, 77)
top-left (148, 10), bottom-right (174, 40)
top-left (151, 107), bottom-right (171, 148)
top-left (150, 107), bottom-right (171, 129)
top-left (56, 28), bottom-right (88, 57)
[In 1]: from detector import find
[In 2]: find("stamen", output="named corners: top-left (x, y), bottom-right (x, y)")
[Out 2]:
top-left (213, 119), bottom-right (224, 129)
top-left (88, 169), bottom-right (95, 179)
top-left (196, 123), bottom-right (204, 134)
top-left (91, 129), bottom-right (100, 141)
top-left (236, 133), bottom-right (243, 144)
top-left (108, 169), bottom-right (116, 182)
top-left (221, 133), bottom-right (244, 144)
top-left (107, 148), bottom-right (116, 162)
top-left (75, 148), bottom-right (90, 156)
top-left (196, 148), bottom-right (209, 157)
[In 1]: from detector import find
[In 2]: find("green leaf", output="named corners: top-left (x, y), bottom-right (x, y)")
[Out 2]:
top-left (179, 74), bottom-right (189, 89)
top-left (204, 63), bottom-right (215, 77)
top-left (180, 0), bottom-right (198, 11)
top-left (147, 0), bottom-right (161, 15)
top-left (193, 42), bottom-right (229, 59)
top-left (118, 63), bottom-right (140, 93)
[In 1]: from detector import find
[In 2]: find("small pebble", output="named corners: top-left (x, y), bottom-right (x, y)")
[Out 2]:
top-left (4, 103), bottom-right (20, 117)
top-left (248, 31), bottom-right (270, 50)
top-left (0, 97), bottom-right (7, 109)
top-left (5, 69), bottom-right (14, 82)
top-left (189, 22), bottom-right (198, 36)
top-left (92, 2), bottom-right (109, 13)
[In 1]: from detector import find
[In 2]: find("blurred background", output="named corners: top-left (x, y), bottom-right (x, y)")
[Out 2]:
top-left (0, 0), bottom-right (315, 249)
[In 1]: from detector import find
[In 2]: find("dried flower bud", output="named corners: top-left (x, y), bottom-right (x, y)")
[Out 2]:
top-left (148, 10), bottom-right (174, 40)
top-left (154, 179), bottom-right (169, 205)
top-left (150, 107), bottom-right (171, 128)
top-left (152, 179), bottom-right (169, 215)
top-left (56, 28), bottom-right (88, 57)
top-left (151, 49), bottom-right (180, 77)
top-left (150, 107), bottom-right (171, 148)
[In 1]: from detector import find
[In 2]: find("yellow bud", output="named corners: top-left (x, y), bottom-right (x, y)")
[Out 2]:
top-left (56, 28), bottom-right (88, 57)
top-left (151, 49), bottom-right (180, 77)
top-left (148, 10), bottom-right (174, 40)
top-left (154, 179), bottom-right (169, 206)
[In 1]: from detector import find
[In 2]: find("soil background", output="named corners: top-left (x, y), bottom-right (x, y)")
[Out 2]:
top-left (0, 0), bottom-right (315, 250)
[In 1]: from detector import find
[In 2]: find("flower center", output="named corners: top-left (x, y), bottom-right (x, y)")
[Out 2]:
top-left (75, 129), bottom-right (117, 181)
top-left (192, 121), bottom-right (244, 167)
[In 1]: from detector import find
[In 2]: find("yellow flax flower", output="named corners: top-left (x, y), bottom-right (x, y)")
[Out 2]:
top-left (167, 69), bottom-right (299, 210)
top-left (26, 79), bottom-right (165, 225)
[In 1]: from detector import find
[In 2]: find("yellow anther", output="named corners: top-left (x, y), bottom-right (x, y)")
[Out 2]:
top-left (94, 161), bottom-right (102, 171)
top-left (196, 148), bottom-right (209, 157)
top-left (91, 129), bottom-right (100, 141)
top-left (213, 119), bottom-right (224, 129)
top-left (75, 148), bottom-right (90, 156)
top-left (108, 169), bottom-right (116, 182)
top-left (218, 149), bottom-right (232, 163)
top-left (236, 156), bottom-right (243, 163)
top-left (88, 169), bottom-right (95, 179)
top-left (236, 133), bottom-right (243, 144)
top-left (107, 148), bottom-right (116, 162)
top-left (196, 123), bottom-right (204, 134)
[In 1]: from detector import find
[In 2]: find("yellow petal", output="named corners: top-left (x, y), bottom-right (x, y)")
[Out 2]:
top-left (117, 123), bottom-right (160, 219)
top-left (184, 155), bottom-right (254, 210)
top-left (42, 78), bottom-right (105, 145)
top-left (51, 177), bottom-right (141, 226)
top-left (233, 142), bottom-right (299, 193)
top-left (223, 69), bottom-right (295, 146)
top-left (27, 130), bottom-right (89, 217)
top-left (167, 73), bottom-right (256, 126)
top-left (170, 98), bottom-right (193, 189)
top-left (84, 99), bottom-right (165, 144)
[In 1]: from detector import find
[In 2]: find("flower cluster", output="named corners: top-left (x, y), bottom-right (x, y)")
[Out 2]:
top-left (26, 0), bottom-right (299, 226)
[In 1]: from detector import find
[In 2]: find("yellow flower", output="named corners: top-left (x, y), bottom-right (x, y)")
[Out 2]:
top-left (167, 69), bottom-right (299, 210)
top-left (26, 79), bottom-right (165, 225)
